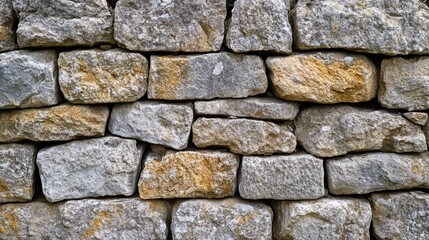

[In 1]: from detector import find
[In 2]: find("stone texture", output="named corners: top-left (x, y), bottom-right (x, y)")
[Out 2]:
top-left (59, 49), bottom-right (148, 104)
top-left (13, 0), bottom-right (114, 48)
top-left (172, 198), bottom-right (273, 240)
top-left (138, 148), bottom-right (240, 199)
top-left (273, 197), bottom-right (372, 240)
top-left (194, 97), bottom-right (299, 120)
top-left (114, 0), bottom-right (225, 52)
top-left (293, 0), bottom-right (429, 55)
top-left (0, 104), bottom-right (109, 142)
top-left (148, 52), bottom-right (267, 100)
top-left (0, 50), bottom-right (59, 109)
top-left (326, 152), bottom-right (429, 195)
top-left (0, 0), bottom-right (16, 52)
top-left (295, 105), bottom-right (427, 157)
top-left (193, 118), bottom-right (296, 155)
top-left (109, 101), bottom-right (193, 150)
top-left (0, 144), bottom-right (36, 203)
top-left (266, 52), bottom-right (378, 103)
top-left (239, 153), bottom-right (325, 200)
top-left (371, 191), bottom-right (429, 240)
top-left (403, 112), bottom-right (428, 126)
top-left (226, 0), bottom-right (292, 53)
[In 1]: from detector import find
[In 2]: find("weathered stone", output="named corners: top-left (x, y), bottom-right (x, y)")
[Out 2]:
top-left (0, 0), bottom-right (16, 52)
top-left (59, 49), bottom-right (148, 104)
top-left (295, 105), bottom-right (427, 157)
top-left (293, 0), bottom-right (429, 55)
top-left (0, 50), bottom-right (59, 109)
top-left (326, 152), bottom-right (429, 195)
top-left (172, 198), bottom-right (273, 240)
top-left (109, 101), bottom-right (193, 150)
top-left (114, 0), bottom-right (225, 52)
top-left (403, 112), bottom-right (428, 126)
top-left (138, 148), bottom-right (239, 199)
top-left (13, 0), bottom-right (114, 48)
top-left (371, 191), bottom-right (429, 239)
top-left (226, 0), bottom-right (292, 53)
top-left (0, 104), bottom-right (109, 142)
top-left (148, 52), bottom-right (267, 100)
top-left (273, 197), bottom-right (372, 240)
top-left (239, 153), bottom-right (325, 200)
top-left (266, 52), bottom-right (378, 103)
top-left (193, 118), bottom-right (296, 155)
top-left (0, 144), bottom-right (36, 203)
top-left (194, 97), bottom-right (299, 120)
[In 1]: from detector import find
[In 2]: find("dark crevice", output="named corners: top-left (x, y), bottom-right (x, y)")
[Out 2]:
top-left (107, 0), bottom-right (118, 8)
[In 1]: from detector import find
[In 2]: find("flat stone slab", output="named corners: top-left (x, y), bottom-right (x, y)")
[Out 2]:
top-left (0, 0), bottom-right (16, 52)
top-left (403, 112), bottom-right (428, 126)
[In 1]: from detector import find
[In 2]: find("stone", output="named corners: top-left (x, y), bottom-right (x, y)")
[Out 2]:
top-left (109, 101), bottom-right (193, 150)
top-left (148, 52), bottom-right (267, 100)
top-left (13, 0), bottom-right (114, 47)
top-left (192, 118), bottom-right (296, 155)
top-left (266, 52), bottom-right (378, 103)
top-left (226, 0), bottom-right (292, 53)
top-left (371, 191), bottom-right (429, 239)
top-left (0, 144), bottom-right (36, 203)
top-left (295, 105), bottom-right (427, 157)
top-left (172, 198), bottom-right (273, 240)
top-left (403, 112), bottom-right (428, 126)
top-left (0, 104), bottom-right (109, 142)
top-left (239, 153), bottom-right (325, 200)
top-left (293, 0), bottom-right (429, 55)
top-left (273, 197), bottom-right (372, 240)
top-left (138, 148), bottom-right (240, 199)
top-left (326, 152), bottom-right (429, 195)
top-left (0, 50), bottom-right (60, 109)
top-left (194, 97), bottom-right (299, 120)
top-left (114, 0), bottom-right (225, 52)
top-left (0, 0), bottom-right (16, 52)
top-left (58, 49), bottom-right (148, 104)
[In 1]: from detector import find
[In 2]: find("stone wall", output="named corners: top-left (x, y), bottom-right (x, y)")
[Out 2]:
top-left (1, 0), bottom-right (429, 239)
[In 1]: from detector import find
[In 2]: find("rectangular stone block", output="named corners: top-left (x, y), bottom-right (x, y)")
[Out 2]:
top-left (0, 0), bottom-right (16, 52)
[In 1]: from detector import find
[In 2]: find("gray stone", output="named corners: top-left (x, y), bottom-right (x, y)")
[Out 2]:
top-left (193, 118), bottom-right (296, 155)
top-left (403, 112), bottom-right (428, 126)
top-left (148, 52), bottom-right (267, 100)
top-left (172, 198), bottom-right (273, 240)
top-left (273, 197), bottom-right (372, 240)
top-left (295, 105), bottom-right (427, 157)
top-left (37, 136), bottom-right (143, 202)
top-left (226, 0), bottom-right (292, 53)
top-left (109, 101), bottom-right (193, 150)
top-left (0, 50), bottom-right (59, 109)
top-left (239, 153), bottom-right (325, 200)
top-left (293, 0), bottom-right (429, 55)
top-left (114, 0), bottom-right (225, 52)
top-left (326, 152), bottom-right (429, 195)
top-left (13, 0), bottom-right (114, 48)
top-left (0, 0), bottom-right (16, 52)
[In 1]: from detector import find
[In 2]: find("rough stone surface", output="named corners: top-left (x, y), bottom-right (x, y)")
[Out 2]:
top-left (172, 198), bottom-right (273, 240)
top-left (403, 112), bottom-right (428, 126)
top-left (273, 197), bottom-right (372, 240)
top-left (295, 105), bottom-right (427, 157)
top-left (0, 50), bottom-right (59, 109)
top-left (0, 104), bottom-right (109, 142)
top-left (13, 0), bottom-right (114, 48)
top-left (371, 191), bottom-right (429, 240)
top-left (0, 144), bottom-right (36, 203)
top-left (194, 97), bottom-right (299, 120)
top-left (59, 49), bottom-right (148, 104)
top-left (239, 153), bottom-right (325, 200)
top-left (148, 52), bottom-right (267, 100)
top-left (0, 0), bottom-right (16, 52)
top-left (109, 101), bottom-right (193, 150)
top-left (266, 52), bottom-right (378, 103)
top-left (226, 0), bottom-right (292, 53)
top-left (326, 152), bottom-right (429, 195)
top-left (193, 118), bottom-right (296, 155)
top-left (293, 0), bottom-right (429, 55)
top-left (114, 0), bottom-right (225, 52)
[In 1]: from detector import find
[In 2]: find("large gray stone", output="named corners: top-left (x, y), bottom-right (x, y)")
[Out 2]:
top-left (0, 0), bottom-right (16, 52)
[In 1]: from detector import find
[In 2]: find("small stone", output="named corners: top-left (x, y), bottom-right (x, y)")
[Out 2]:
top-left (403, 112), bottom-right (428, 126)
top-left (239, 153), bottom-right (325, 200)
top-left (172, 198), bottom-right (273, 240)
top-left (0, 0), bottom-right (16, 52)
top-left (192, 118), bottom-right (296, 155)
top-left (266, 52), bottom-right (378, 103)
top-left (148, 52), bottom-right (267, 100)
top-left (59, 49), bottom-right (148, 104)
